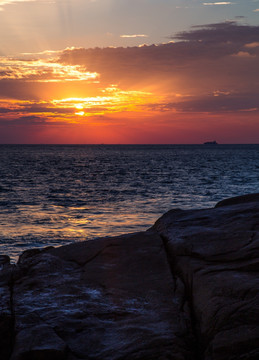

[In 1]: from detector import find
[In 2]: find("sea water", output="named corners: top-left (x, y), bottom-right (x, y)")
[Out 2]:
top-left (0, 144), bottom-right (258, 262)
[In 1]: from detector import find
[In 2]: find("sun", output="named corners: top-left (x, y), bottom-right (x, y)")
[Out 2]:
top-left (75, 104), bottom-right (84, 110)
top-left (75, 111), bottom-right (85, 116)
top-left (74, 103), bottom-right (85, 116)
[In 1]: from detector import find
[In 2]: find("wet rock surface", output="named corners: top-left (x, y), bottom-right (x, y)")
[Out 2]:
top-left (0, 194), bottom-right (258, 359)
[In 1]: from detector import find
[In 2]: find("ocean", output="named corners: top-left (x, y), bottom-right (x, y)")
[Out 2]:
top-left (0, 144), bottom-right (258, 262)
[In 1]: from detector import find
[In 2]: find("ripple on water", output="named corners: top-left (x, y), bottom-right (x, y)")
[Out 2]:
top-left (0, 144), bottom-right (259, 262)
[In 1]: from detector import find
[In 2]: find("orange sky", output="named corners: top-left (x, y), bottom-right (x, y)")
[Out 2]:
top-left (0, 21), bottom-right (259, 143)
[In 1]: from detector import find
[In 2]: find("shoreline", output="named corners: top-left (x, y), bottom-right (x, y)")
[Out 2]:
top-left (0, 193), bottom-right (258, 359)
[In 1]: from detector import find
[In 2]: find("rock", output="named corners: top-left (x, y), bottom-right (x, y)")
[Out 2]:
top-left (0, 193), bottom-right (258, 359)
top-left (11, 231), bottom-right (194, 360)
top-left (0, 256), bottom-right (14, 360)
top-left (215, 193), bottom-right (259, 208)
top-left (10, 324), bottom-right (67, 360)
top-left (152, 193), bottom-right (259, 359)
top-left (11, 324), bottom-right (66, 360)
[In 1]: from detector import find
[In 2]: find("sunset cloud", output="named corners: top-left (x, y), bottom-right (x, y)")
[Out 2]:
top-left (57, 22), bottom-right (259, 91)
top-left (120, 34), bottom-right (148, 38)
top-left (0, 84), bottom-right (159, 127)
top-left (1, 21), bottom-right (259, 143)
top-left (0, 57), bottom-right (99, 82)
top-left (203, 2), bottom-right (235, 5)
top-left (1, 21), bottom-right (259, 110)
top-left (54, 22), bottom-right (259, 119)
top-left (245, 42), bottom-right (259, 48)
top-left (0, 0), bottom-right (35, 10)
top-left (0, 0), bottom-right (35, 4)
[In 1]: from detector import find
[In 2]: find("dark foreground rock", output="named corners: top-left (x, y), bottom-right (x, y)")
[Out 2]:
top-left (0, 194), bottom-right (258, 360)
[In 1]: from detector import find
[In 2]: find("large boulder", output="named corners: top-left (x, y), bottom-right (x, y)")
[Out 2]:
top-left (10, 232), bottom-right (194, 360)
top-left (152, 193), bottom-right (259, 360)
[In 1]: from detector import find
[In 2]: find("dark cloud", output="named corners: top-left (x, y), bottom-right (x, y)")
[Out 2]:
top-left (0, 104), bottom-right (75, 115)
top-left (0, 80), bottom-right (41, 100)
top-left (23, 105), bottom-right (75, 115)
top-left (17, 115), bottom-right (46, 124)
top-left (0, 71), bottom-right (13, 76)
top-left (174, 21), bottom-right (259, 44)
top-left (0, 115), bottom-right (70, 127)
top-left (57, 21), bottom-right (259, 115)
top-left (173, 93), bottom-right (259, 113)
top-left (0, 115), bottom-right (46, 126)
top-left (58, 21), bottom-right (259, 81)
top-left (144, 93), bottom-right (259, 114)
top-left (0, 107), bottom-right (12, 113)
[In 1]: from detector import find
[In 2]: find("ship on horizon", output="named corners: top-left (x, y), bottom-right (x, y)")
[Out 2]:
top-left (203, 141), bottom-right (218, 145)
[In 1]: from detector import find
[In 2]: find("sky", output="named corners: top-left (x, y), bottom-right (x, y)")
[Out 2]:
top-left (0, 0), bottom-right (259, 144)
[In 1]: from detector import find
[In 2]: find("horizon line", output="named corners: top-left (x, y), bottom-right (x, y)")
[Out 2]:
top-left (0, 143), bottom-right (259, 146)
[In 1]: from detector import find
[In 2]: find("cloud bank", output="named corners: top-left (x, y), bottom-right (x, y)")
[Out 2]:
top-left (0, 21), bottom-right (259, 143)
top-left (57, 21), bottom-right (259, 113)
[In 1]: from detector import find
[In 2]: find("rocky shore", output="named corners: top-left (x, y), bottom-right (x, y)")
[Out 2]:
top-left (0, 194), bottom-right (258, 360)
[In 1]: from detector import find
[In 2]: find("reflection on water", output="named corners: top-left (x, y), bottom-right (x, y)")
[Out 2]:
top-left (0, 144), bottom-right (259, 261)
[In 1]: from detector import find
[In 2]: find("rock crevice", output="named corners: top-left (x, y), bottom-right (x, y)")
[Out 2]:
top-left (160, 234), bottom-right (203, 360)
